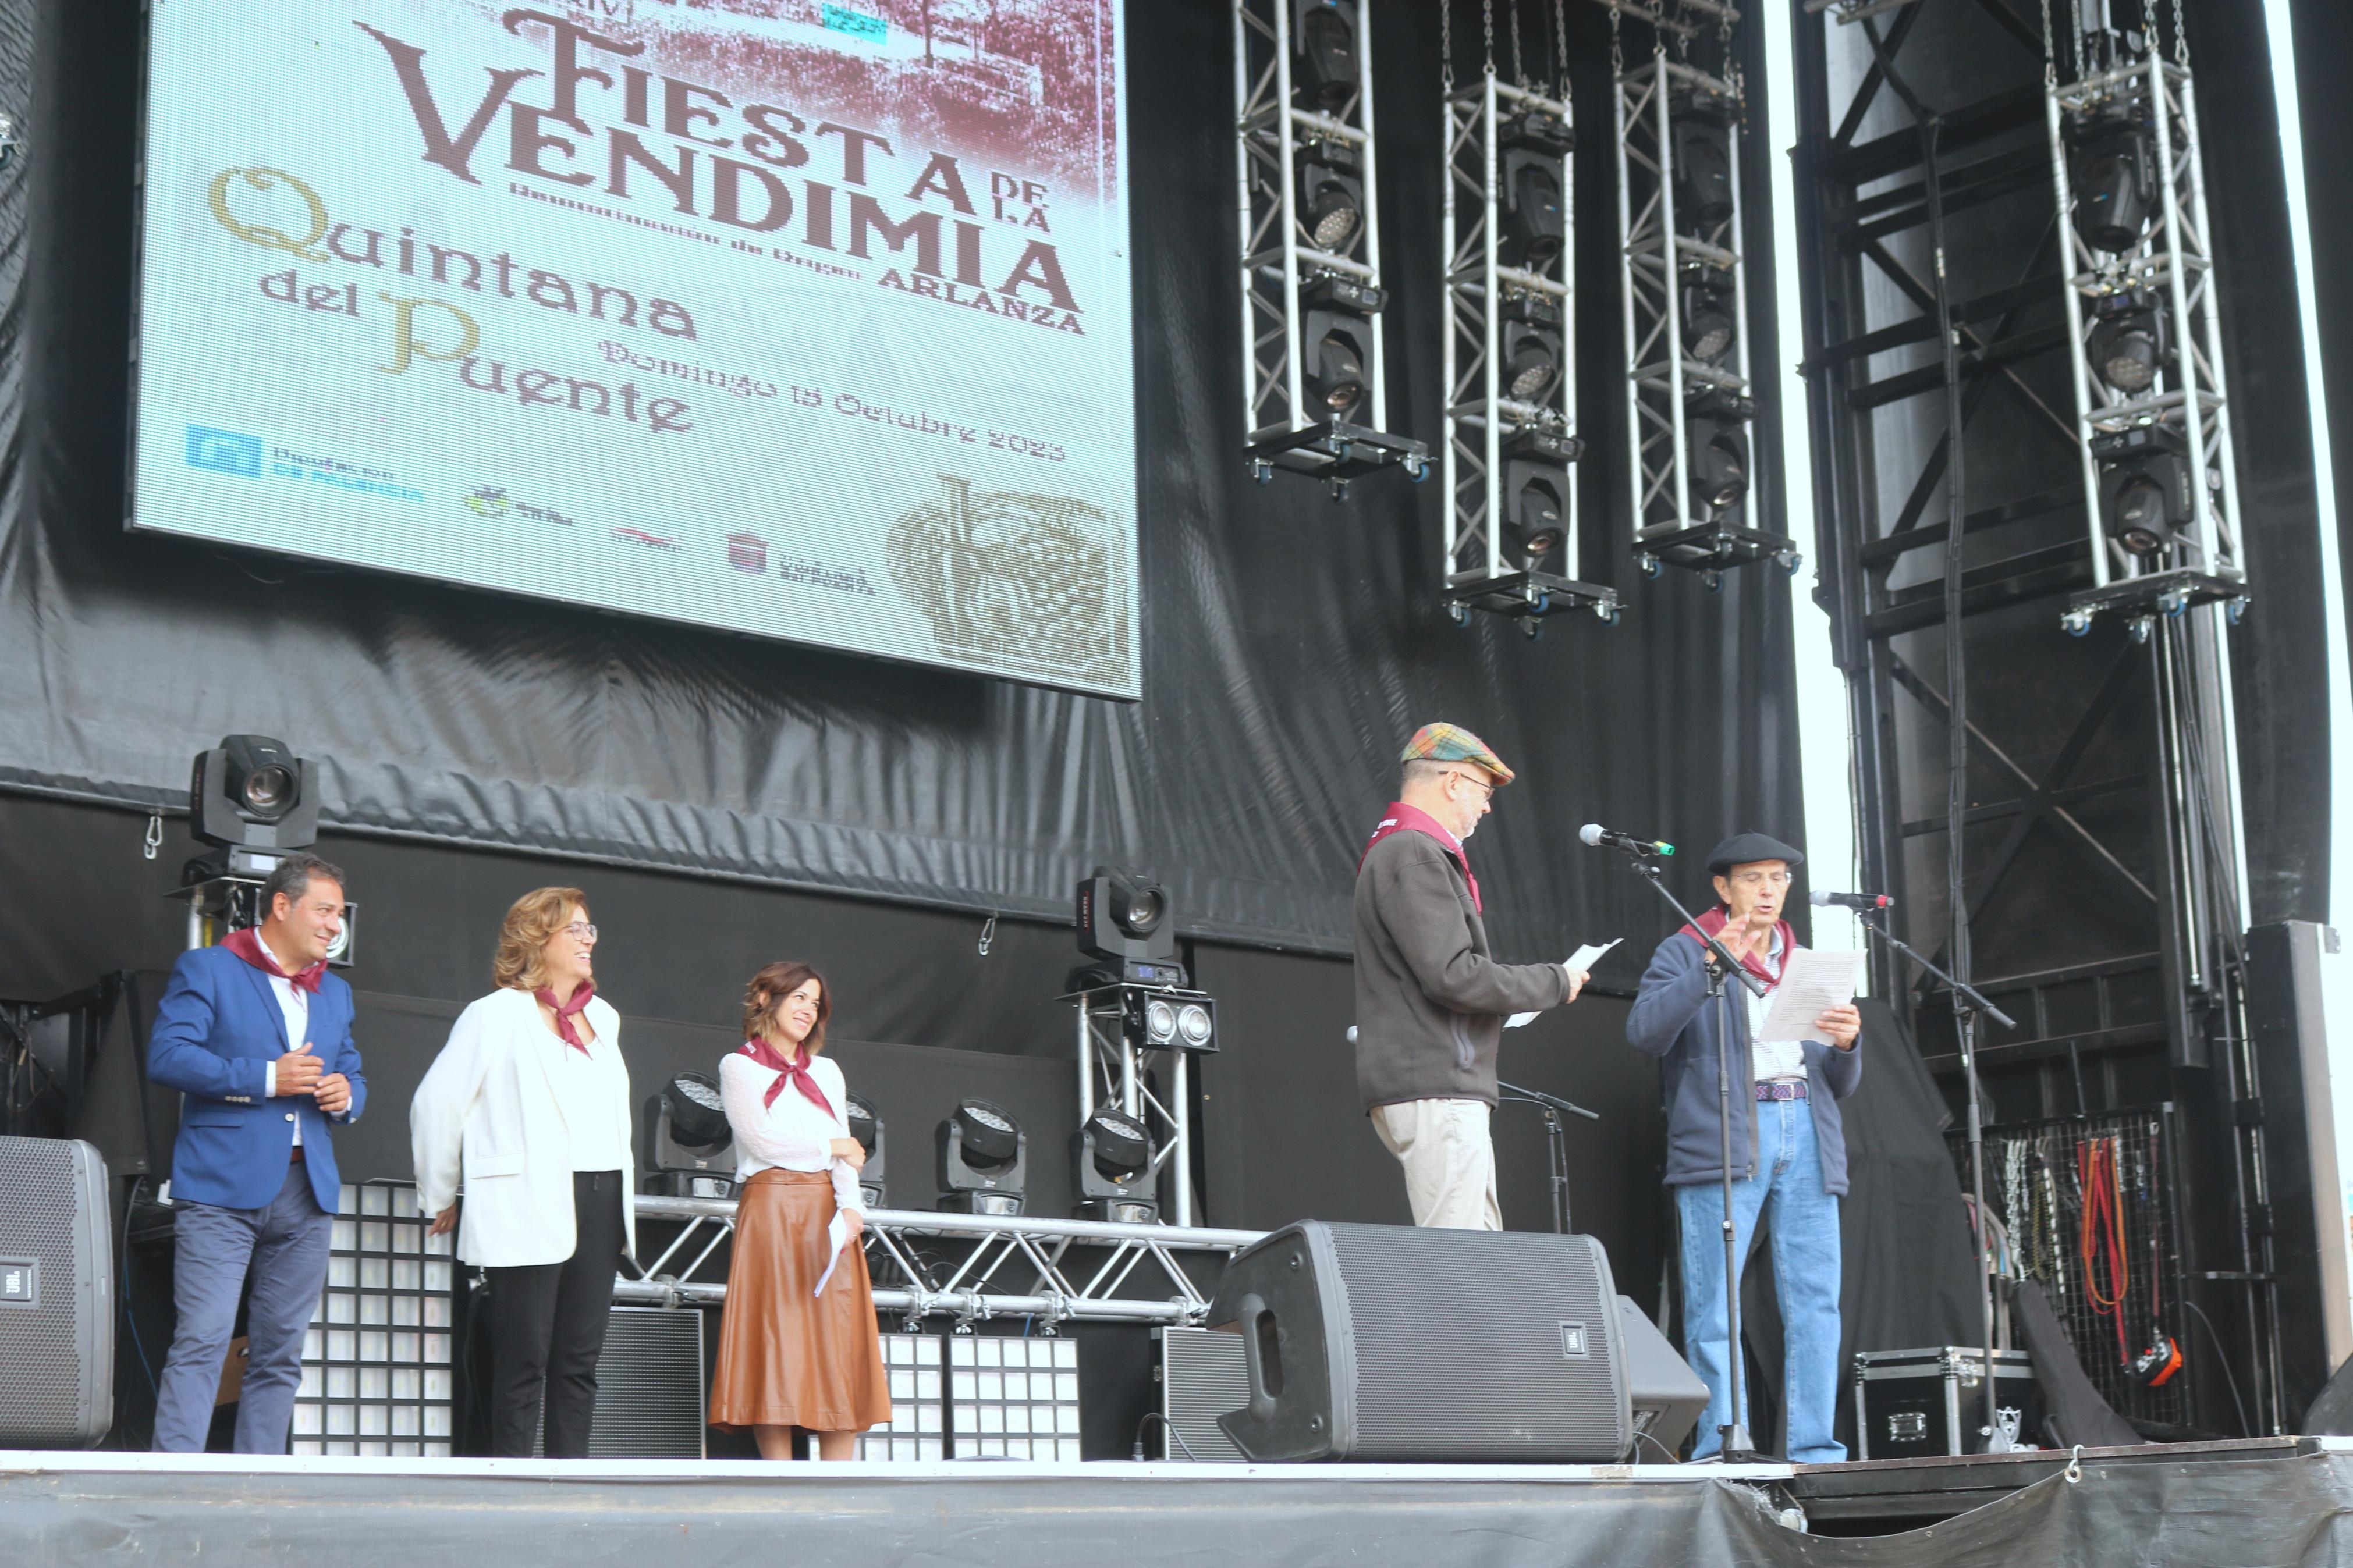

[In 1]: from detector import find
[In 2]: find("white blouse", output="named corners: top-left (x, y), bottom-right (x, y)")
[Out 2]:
top-left (718, 1048), bottom-right (864, 1213)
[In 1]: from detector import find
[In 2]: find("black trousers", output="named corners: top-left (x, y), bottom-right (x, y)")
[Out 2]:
top-left (483, 1170), bottom-right (626, 1459)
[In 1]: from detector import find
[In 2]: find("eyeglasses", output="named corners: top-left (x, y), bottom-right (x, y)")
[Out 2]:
top-left (562, 922), bottom-right (599, 941)
top-left (1728, 870), bottom-right (1793, 887)
top-left (1449, 769), bottom-right (1496, 800)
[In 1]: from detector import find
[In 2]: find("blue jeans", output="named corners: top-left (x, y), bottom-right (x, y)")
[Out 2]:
top-left (153, 1161), bottom-right (331, 1453)
top-left (1675, 1097), bottom-right (1846, 1463)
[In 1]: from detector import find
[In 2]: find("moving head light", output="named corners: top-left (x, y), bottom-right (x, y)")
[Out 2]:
top-left (190, 735), bottom-right (320, 853)
top-left (1071, 864), bottom-right (1187, 989)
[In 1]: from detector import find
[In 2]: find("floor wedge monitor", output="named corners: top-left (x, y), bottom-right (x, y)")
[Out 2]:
top-left (1206, 1220), bottom-right (1630, 1462)
top-left (0, 1136), bottom-right (113, 1447)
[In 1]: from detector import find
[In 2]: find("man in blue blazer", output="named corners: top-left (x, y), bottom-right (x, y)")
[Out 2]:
top-left (148, 852), bottom-right (367, 1453)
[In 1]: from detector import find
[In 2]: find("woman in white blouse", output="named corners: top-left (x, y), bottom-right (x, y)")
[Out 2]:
top-left (706, 961), bottom-right (890, 1459)
top-left (410, 887), bottom-right (633, 1458)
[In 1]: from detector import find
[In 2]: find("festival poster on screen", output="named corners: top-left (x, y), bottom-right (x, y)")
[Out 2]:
top-left (133, 0), bottom-right (1138, 698)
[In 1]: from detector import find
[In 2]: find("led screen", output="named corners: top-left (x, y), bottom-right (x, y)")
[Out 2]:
top-left (133, 0), bottom-right (1138, 698)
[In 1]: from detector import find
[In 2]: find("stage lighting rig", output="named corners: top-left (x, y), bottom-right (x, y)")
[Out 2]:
top-left (1235, 0), bottom-right (1427, 499)
top-left (844, 1090), bottom-right (886, 1209)
top-left (1072, 1105), bottom-right (1158, 1224)
top-left (1439, 20), bottom-right (1615, 638)
top-left (2048, 28), bottom-right (2245, 634)
top-left (171, 735), bottom-right (355, 957)
top-left (641, 1071), bottom-right (735, 1199)
top-left (937, 1097), bottom-right (1026, 1215)
top-left (1612, 19), bottom-right (1795, 589)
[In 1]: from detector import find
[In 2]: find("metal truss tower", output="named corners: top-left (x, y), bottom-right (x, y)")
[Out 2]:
top-left (1234, 0), bottom-right (1427, 497)
top-left (1440, 44), bottom-right (1617, 632)
top-left (1612, 5), bottom-right (1794, 588)
top-left (1791, 0), bottom-right (2273, 1432)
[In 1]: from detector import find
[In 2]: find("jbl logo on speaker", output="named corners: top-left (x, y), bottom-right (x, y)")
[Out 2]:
top-left (1559, 1321), bottom-right (1588, 1357)
top-left (0, 1257), bottom-right (36, 1307)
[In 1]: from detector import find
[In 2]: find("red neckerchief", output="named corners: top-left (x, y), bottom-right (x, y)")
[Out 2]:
top-left (1678, 905), bottom-right (1790, 992)
top-left (221, 926), bottom-right (326, 994)
top-left (533, 982), bottom-right (597, 1055)
top-left (740, 1036), bottom-right (835, 1119)
top-left (1360, 802), bottom-right (1481, 914)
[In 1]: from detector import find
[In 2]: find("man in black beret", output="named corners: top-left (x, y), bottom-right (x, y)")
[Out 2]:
top-left (1626, 832), bottom-right (1862, 1462)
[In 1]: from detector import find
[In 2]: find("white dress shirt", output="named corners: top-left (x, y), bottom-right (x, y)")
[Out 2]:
top-left (1740, 927), bottom-right (1809, 1083)
top-left (540, 1018), bottom-right (633, 1173)
top-left (718, 1050), bottom-right (864, 1213)
top-left (255, 943), bottom-right (310, 1146)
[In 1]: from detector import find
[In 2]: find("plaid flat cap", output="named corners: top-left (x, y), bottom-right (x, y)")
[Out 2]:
top-left (1400, 723), bottom-right (1515, 784)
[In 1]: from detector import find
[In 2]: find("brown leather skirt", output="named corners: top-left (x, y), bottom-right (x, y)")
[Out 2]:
top-left (707, 1169), bottom-right (892, 1433)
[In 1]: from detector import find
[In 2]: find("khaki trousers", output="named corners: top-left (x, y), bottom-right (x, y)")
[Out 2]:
top-left (1370, 1098), bottom-right (1502, 1231)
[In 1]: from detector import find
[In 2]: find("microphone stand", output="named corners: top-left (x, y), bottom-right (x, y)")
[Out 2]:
top-left (1498, 1080), bottom-right (1599, 1235)
top-left (1854, 909), bottom-right (2017, 1452)
top-left (1614, 849), bottom-right (1768, 1462)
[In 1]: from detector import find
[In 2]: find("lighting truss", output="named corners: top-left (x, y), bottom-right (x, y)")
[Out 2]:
top-left (1440, 69), bottom-right (1619, 635)
top-left (617, 1196), bottom-right (1263, 1329)
top-left (1613, 48), bottom-right (1794, 586)
top-left (2048, 41), bottom-right (2247, 632)
top-left (1235, 0), bottom-right (1428, 497)
top-left (1071, 983), bottom-right (1197, 1225)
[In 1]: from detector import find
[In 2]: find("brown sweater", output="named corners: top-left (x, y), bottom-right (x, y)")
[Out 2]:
top-left (1351, 829), bottom-right (1571, 1110)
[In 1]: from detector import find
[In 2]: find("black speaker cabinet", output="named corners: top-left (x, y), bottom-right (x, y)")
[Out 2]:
top-left (0, 1136), bottom-right (113, 1446)
top-left (1207, 1220), bottom-right (1631, 1462)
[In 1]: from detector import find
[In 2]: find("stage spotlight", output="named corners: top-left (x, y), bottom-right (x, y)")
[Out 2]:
top-left (1176, 1001), bottom-right (1215, 1050)
top-left (1498, 149), bottom-right (1566, 269)
top-left (1501, 459), bottom-right (1570, 572)
top-left (938, 1097), bottom-right (1027, 1215)
top-left (1074, 863), bottom-right (1189, 989)
top-left (1681, 276), bottom-right (1738, 365)
top-left (641, 1071), bottom-right (735, 1199)
top-left (1297, 141), bottom-right (1364, 252)
top-left (846, 1090), bottom-right (888, 1209)
top-left (2089, 291), bottom-right (2165, 396)
top-left (2093, 424), bottom-right (2194, 557)
top-left (1073, 1106), bottom-right (1157, 1224)
top-left (1122, 989), bottom-right (1218, 1055)
top-left (1688, 418), bottom-right (1750, 515)
top-left (1501, 316), bottom-right (1563, 404)
top-left (2067, 111), bottom-right (2157, 255)
top-left (1290, 0), bottom-right (1358, 112)
top-left (1302, 308), bottom-right (1375, 421)
top-left (190, 734), bottom-right (321, 852)
top-left (1670, 92), bottom-right (1736, 230)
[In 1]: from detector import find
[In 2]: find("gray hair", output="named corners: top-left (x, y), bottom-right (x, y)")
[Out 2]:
top-left (1401, 758), bottom-right (1456, 791)
top-left (262, 852), bottom-right (346, 915)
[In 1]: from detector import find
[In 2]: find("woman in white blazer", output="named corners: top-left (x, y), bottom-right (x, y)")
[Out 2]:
top-left (411, 887), bottom-right (633, 1458)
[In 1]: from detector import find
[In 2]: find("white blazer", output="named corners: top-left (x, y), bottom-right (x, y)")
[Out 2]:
top-left (410, 987), bottom-right (636, 1268)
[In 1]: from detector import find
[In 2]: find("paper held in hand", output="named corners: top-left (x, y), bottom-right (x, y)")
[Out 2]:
top-left (1507, 939), bottom-right (1622, 1028)
top-left (813, 1210), bottom-right (852, 1297)
top-left (1758, 950), bottom-right (1864, 1043)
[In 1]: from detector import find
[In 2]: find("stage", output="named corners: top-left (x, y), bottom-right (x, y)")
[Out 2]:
top-left (3, 1441), bottom-right (2348, 1566)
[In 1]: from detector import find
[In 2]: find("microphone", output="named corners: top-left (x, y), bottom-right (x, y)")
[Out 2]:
top-left (1810, 890), bottom-right (1894, 911)
top-left (1579, 823), bottom-right (1675, 857)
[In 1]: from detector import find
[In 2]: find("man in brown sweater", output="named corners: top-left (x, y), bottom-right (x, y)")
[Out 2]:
top-left (1353, 724), bottom-right (1590, 1228)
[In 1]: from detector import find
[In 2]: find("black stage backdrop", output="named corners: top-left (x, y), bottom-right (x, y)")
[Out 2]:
top-left (0, 0), bottom-right (1808, 969)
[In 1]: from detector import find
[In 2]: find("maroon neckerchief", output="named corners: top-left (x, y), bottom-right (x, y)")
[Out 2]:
top-left (1360, 801), bottom-right (1481, 915)
top-left (1678, 905), bottom-right (1791, 993)
top-left (221, 926), bottom-right (326, 994)
top-left (533, 982), bottom-right (597, 1055)
top-left (740, 1036), bottom-right (835, 1120)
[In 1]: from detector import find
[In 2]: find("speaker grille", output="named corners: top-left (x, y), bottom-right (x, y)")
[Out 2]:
top-left (1161, 1327), bottom-right (1247, 1461)
top-left (535, 1306), bottom-right (705, 1457)
top-left (1323, 1224), bottom-right (1624, 1460)
top-left (0, 1137), bottom-right (108, 1445)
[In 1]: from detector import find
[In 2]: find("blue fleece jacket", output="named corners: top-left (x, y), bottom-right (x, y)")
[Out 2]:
top-left (1625, 927), bottom-right (1863, 1194)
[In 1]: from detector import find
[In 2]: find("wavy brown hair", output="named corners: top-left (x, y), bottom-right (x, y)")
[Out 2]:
top-left (743, 961), bottom-right (831, 1054)
top-left (492, 887), bottom-right (591, 994)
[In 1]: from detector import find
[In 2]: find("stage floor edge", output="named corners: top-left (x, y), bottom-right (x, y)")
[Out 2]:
top-left (4, 1441), bottom-right (2350, 1566)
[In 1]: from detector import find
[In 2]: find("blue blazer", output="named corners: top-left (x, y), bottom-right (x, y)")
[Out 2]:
top-left (148, 944), bottom-right (367, 1211)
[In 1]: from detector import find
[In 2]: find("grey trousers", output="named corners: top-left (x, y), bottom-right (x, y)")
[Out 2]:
top-left (152, 1161), bottom-right (332, 1453)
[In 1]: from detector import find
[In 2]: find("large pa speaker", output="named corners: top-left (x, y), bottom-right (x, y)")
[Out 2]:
top-left (1207, 1220), bottom-right (1631, 1462)
top-left (0, 1137), bottom-right (113, 1446)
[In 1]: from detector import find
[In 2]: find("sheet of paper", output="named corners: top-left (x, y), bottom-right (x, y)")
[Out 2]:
top-left (1758, 950), bottom-right (1864, 1043)
top-left (1508, 939), bottom-right (1623, 1027)
top-left (813, 1210), bottom-right (852, 1297)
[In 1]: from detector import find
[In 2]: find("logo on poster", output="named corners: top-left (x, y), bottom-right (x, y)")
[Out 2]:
top-left (186, 426), bottom-right (263, 479)
top-left (726, 532), bottom-right (769, 573)
top-left (464, 486), bottom-right (512, 518)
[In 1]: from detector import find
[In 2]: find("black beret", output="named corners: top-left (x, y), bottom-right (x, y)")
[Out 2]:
top-left (1705, 832), bottom-right (1804, 875)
